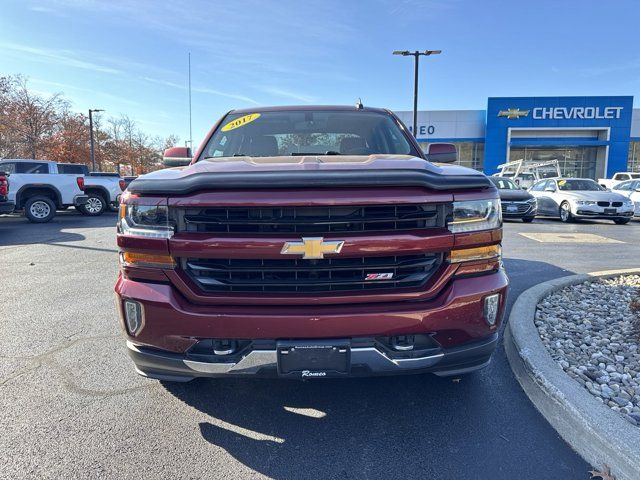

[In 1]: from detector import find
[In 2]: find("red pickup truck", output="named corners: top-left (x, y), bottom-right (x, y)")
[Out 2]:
top-left (116, 106), bottom-right (508, 381)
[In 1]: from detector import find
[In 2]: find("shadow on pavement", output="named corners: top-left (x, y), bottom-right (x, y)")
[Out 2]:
top-left (162, 259), bottom-right (589, 480)
top-left (0, 210), bottom-right (117, 247)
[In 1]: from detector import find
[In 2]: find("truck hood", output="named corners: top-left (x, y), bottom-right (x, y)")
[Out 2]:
top-left (128, 154), bottom-right (493, 195)
top-left (498, 189), bottom-right (534, 201)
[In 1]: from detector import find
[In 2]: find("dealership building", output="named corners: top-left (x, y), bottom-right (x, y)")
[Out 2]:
top-left (394, 96), bottom-right (640, 179)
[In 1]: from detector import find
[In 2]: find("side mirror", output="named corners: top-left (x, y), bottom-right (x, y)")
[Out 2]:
top-left (163, 147), bottom-right (192, 167)
top-left (635, 188), bottom-right (640, 192)
top-left (425, 143), bottom-right (457, 163)
top-left (544, 187), bottom-right (556, 192)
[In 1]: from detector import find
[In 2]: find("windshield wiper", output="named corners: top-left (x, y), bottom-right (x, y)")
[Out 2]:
top-left (202, 154), bottom-right (250, 160)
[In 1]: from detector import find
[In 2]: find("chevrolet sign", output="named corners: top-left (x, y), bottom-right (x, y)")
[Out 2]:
top-left (497, 108), bottom-right (530, 119)
top-left (532, 106), bottom-right (623, 120)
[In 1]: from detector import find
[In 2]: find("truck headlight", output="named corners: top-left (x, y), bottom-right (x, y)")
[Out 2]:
top-left (118, 204), bottom-right (174, 239)
top-left (448, 199), bottom-right (501, 233)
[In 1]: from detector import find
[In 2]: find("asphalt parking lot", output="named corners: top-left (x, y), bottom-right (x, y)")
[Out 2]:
top-left (2, 212), bottom-right (640, 479)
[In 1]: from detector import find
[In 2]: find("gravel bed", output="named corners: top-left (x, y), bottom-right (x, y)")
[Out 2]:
top-left (535, 275), bottom-right (640, 427)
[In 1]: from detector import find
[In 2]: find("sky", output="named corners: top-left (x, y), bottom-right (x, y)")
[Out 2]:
top-left (2, 0), bottom-right (640, 148)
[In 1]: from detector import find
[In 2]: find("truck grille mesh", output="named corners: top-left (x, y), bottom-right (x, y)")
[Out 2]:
top-left (183, 254), bottom-right (443, 293)
top-left (178, 204), bottom-right (447, 234)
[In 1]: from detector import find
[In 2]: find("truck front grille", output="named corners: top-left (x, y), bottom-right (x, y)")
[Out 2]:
top-left (183, 254), bottom-right (443, 294)
top-left (178, 204), bottom-right (448, 234)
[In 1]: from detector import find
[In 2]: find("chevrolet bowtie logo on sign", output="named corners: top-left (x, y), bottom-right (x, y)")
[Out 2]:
top-left (281, 237), bottom-right (345, 260)
top-left (497, 108), bottom-right (530, 119)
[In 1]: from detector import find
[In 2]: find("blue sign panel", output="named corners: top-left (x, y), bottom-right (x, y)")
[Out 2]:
top-left (484, 96), bottom-right (633, 177)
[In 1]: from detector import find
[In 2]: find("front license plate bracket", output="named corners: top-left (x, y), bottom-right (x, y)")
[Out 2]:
top-left (277, 339), bottom-right (351, 377)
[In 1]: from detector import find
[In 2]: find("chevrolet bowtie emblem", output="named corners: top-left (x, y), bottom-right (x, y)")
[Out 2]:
top-left (498, 108), bottom-right (530, 119)
top-left (281, 237), bottom-right (345, 260)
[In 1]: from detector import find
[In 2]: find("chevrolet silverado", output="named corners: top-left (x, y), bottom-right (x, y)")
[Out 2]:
top-left (116, 105), bottom-right (508, 381)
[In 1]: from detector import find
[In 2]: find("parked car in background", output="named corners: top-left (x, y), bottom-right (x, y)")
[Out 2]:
top-left (612, 179), bottom-right (640, 217)
top-left (0, 171), bottom-right (15, 214)
top-left (122, 176), bottom-right (137, 189)
top-left (495, 172), bottom-right (536, 189)
top-left (495, 159), bottom-right (562, 189)
top-left (598, 172), bottom-right (640, 190)
top-left (56, 163), bottom-right (125, 215)
top-left (489, 176), bottom-right (536, 222)
top-left (529, 178), bottom-right (634, 224)
top-left (0, 159), bottom-right (88, 222)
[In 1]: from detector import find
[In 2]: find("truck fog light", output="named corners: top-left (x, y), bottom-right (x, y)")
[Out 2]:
top-left (123, 300), bottom-right (144, 335)
top-left (483, 294), bottom-right (500, 326)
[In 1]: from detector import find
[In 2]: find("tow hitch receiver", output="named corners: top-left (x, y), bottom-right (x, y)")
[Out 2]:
top-left (277, 339), bottom-right (351, 378)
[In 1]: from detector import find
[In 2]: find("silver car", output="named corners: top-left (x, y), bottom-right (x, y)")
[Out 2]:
top-left (528, 178), bottom-right (634, 224)
top-left (612, 179), bottom-right (640, 217)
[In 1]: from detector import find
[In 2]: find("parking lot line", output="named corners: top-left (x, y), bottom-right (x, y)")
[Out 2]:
top-left (518, 233), bottom-right (625, 244)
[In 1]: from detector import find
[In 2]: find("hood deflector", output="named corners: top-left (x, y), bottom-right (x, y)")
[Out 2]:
top-left (128, 169), bottom-right (493, 195)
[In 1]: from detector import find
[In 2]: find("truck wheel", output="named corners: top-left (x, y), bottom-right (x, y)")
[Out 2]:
top-left (24, 196), bottom-right (56, 223)
top-left (559, 202), bottom-right (573, 223)
top-left (80, 193), bottom-right (106, 216)
top-left (614, 218), bottom-right (630, 225)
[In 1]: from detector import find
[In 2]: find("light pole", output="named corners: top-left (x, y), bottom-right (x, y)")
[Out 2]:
top-left (89, 108), bottom-right (104, 172)
top-left (392, 50), bottom-right (442, 136)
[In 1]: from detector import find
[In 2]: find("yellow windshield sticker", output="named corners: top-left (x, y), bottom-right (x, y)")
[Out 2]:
top-left (221, 113), bottom-right (261, 132)
top-left (558, 180), bottom-right (567, 186)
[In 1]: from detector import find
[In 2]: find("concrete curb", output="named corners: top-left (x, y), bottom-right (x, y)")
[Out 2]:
top-left (506, 268), bottom-right (640, 480)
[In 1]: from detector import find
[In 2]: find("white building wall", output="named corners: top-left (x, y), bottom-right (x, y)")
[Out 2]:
top-left (631, 108), bottom-right (640, 138)
top-left (393, 110), bottom-right (486, 141)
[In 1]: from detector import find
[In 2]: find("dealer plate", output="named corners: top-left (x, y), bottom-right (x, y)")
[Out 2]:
top-left (277, 339), bottom-right (350, 377)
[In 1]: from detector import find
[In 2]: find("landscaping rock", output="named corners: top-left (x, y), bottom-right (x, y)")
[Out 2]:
top-left (535, 274), bottom-right (640, 428)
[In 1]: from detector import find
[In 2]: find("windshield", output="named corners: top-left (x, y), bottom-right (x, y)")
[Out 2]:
top-left (199, 110), bottom-right (419, 159)
top-left (490, 177), bottom-right (520, 190)
top-left (557, 179), bottom-right (603, 191)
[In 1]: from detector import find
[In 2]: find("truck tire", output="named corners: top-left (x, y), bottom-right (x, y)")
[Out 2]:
top-left (79, 193), bottom-right (106, 216)
top-left (24, 196), bottom-right (56, 223)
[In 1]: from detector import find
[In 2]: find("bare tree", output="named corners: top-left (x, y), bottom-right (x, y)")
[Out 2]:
top-left (10, 76), bottom-right (67, 159)
top-left (0, 74), bottom-right (180, 174)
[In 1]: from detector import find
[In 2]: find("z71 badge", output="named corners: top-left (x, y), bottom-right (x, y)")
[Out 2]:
top-left (365, 273), bottom-right (394, 281)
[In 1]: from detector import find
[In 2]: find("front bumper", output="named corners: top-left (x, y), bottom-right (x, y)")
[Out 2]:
top-left (73, 195), bottom-right (89, 207)
top-left (501, 200), bottom-right (537, 219)
top-left (573, 206), bottom-right (634, 219)
top-left (117, 268), bottom-right (508, 381)
top-left (126, 333), bottom-right (499, 381)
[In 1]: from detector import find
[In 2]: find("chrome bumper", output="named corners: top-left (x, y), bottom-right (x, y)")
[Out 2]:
top-left (126, 334), bottom-right (498, 382)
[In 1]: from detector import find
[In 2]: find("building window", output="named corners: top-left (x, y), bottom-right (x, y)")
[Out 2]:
top-left (509, 146), bottom-right (599, 179)
top-left (421, 142), bottom-right (484, 171)
top-left (628, 141), bottom-right (640, 172)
